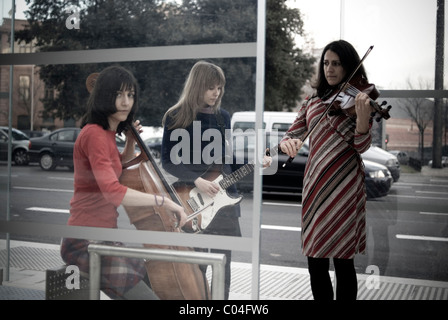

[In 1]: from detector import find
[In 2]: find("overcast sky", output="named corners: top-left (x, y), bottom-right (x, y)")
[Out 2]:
top-left (288, 0), bottom-right (447, 90)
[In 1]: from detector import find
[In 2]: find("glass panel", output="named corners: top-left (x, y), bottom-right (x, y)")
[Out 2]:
top-left (2, 0), bottom-right (261, 300)
top-left (1, 56), bottom-right (260, 299)
top-left (284, 0), bottom-right (448, 298)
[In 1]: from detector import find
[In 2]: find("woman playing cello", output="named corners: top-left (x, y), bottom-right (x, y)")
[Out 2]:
top-left (61, 65), bottom-right (187, 300)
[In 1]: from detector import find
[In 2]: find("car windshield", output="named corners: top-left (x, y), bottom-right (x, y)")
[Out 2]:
top-left (11, 130), bottom-right (29, 140)
top-left (145, 137), bottom-right (162, 144)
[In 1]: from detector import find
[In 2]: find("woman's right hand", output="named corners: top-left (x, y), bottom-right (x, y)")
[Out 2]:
top-left (163, 198), bottom-right (188, 228)
top-left (280, 138), bottom-right (303, 158)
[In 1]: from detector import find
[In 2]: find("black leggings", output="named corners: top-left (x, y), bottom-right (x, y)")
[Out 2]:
top-left (307, 257), bottom-right (358, 301)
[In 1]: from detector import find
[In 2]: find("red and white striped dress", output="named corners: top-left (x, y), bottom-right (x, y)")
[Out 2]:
top-left (282, 96), bottom-right (371, 259)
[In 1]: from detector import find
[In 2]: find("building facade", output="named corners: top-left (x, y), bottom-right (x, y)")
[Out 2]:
top-left (0, 18), bottom-right (68, 133)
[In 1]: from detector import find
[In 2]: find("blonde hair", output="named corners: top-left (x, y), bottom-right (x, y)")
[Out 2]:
top-left (162, 61), bottom-right (226, 129)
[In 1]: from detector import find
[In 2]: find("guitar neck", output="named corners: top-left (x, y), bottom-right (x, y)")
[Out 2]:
top-left (219, 144), bottom-right (280, 190)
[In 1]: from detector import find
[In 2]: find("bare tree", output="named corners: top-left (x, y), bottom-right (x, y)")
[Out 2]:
top-left (399, 79), bottom-right (434, 163)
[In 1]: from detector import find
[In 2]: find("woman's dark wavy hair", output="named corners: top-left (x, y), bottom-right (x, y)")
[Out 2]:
top-left (313, 40), bottom-right (368, 98)
top-left (81, 65), bottom-right (138, 134)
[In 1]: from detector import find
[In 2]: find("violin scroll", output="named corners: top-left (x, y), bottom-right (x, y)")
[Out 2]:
top-left (370, 99), bottom-right (392, 122)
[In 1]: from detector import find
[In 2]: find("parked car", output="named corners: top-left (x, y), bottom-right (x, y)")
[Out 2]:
top-left (0, 126), bottom-right (30, 165)
top-left (231, 111), bottom-right (296, 133)
top-left (28, 127), bottom-right (81, 170)
top-left (388, 150), bottom-right (409, 165)
top-left (428, 157), bottom-right (448, 167)
top-left (233, 132), bottom-right (392, 198)
top-left (29, 128), bottom-right (138, 170)
top-left (361, 145), bottom-right (400, 182)
top-left (363, 159), bottom-right (393, 199)
top-left (21, 130), bottom-right (47, 138)
top-left (232, 131), bottom-right (309, 194)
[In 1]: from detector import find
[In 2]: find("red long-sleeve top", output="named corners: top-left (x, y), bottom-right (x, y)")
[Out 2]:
top-left (68, 124), bottom-right (127, 228)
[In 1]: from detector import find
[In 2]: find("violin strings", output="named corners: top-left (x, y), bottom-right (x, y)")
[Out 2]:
top-left (345, 84), bottom-right (386, 117)
top-left (345, 84), bottom-right (362, 96)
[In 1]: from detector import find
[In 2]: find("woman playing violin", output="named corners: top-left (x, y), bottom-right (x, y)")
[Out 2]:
top-left (61, 65), bottom-right (187, 300)
top-left (279, 40), bottom-right (374, 300)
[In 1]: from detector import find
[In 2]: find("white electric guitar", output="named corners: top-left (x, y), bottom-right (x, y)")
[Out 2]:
top-left (174, 146), bottom-right (278, 233)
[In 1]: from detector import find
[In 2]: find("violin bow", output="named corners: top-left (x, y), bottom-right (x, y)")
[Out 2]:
top-left (282, 45), bottom-right (374, 167)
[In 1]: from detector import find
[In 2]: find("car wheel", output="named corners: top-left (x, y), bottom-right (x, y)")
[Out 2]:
top-left (39, 153), bottom-right (56, 171)
top-left (13, 149), bottom-right (29, 166)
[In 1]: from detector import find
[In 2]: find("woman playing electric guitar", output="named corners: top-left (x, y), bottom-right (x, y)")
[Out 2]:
top-left (161, 61), bottom-right (270, 300)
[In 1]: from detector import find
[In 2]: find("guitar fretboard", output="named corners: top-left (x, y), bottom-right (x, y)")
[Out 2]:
top-left (219, 144), bottom-right (280, 190)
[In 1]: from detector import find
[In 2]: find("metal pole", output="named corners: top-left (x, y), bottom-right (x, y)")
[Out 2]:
top-left (87, 244), bottom-right (226, 300)
top-left (5, 0), bottom-right (16, 283)
top-left (432, 0), bottom-right (445, 168)
top-left (251, 0), bottom-right (266, 301)
top-left (88, 252), bottom-right (101, 300)
top-left (340, 0), bottom-right (345, 39)
top-left (30, 65), bottom-right (34, 131)
top-left (210, 260), bottom-right (225, 300)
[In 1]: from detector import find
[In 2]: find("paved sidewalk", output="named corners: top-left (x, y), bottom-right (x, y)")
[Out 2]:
top-left (420, 165), bottom-right (448, 177)
top-left (1, 240), bottom-right (448, 300)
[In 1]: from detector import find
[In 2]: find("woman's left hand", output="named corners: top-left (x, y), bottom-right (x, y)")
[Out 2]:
top-left (355, 93), bottom-right (373, 134)
top-left (126, 120), bottom-right (143, 141)
top-left (121, 120), bottom-right (142, 162)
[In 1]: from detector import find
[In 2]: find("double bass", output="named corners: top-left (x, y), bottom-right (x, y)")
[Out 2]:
top-left (86, 73), bottom-right (210, 300)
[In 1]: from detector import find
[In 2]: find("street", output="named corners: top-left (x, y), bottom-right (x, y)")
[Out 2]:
top-left (1, 163), bottom-right (447, 283)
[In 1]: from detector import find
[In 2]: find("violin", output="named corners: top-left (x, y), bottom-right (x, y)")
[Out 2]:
top-left (325, 74), bottom-right (392, 122)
